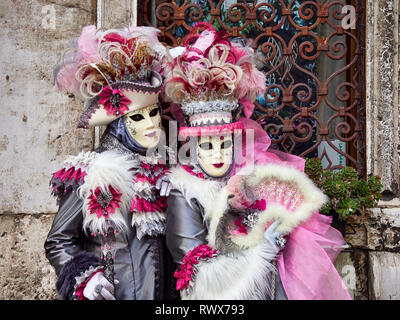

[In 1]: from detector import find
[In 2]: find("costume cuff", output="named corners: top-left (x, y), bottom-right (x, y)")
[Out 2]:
top-left (73, 267), bottom-right (104, 300)
top-left (56, 251), bottom-right (102, 300)
top-left (174, 244), bottom-right (218, 295)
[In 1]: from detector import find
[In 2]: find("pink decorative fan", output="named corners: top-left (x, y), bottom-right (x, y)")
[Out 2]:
top-left (225, 163), bottom-right (328, 240)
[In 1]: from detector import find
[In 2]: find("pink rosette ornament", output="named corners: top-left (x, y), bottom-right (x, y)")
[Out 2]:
top-left (251, 199), bottom-right (267, 211)
top-left (233, 217), bottom-right (248, 235)
top-left (98, 87), bottom-right (131, 116)
top-left (88, 185), bottom-right (122, 219)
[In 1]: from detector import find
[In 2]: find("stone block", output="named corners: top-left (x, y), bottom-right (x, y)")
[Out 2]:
top-left (369, 252), bottom-right (400, 300)
top-left (347, 207), bottom-right (400, 251)
top-left (0, 214), bottom-right (58, 300)
top-left (0, 0), bottom-right (95, 214)
top-left (347, 208), bottom-right (400, 251)
top-left (381, 208), bottom-right (400, 251)
top-left (365, 208), bottom-right (384, 250)
top-left (346, 215), bottom-right (368, 249)
top-left (365, 222), bottom-right (384, 251)
top-left (100, 0), bottom-right (135, 28)
top-left (334, 250), bottom-right (369, 300)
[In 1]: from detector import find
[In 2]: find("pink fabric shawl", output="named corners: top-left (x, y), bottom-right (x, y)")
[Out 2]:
top-left (236, 118), bottom-right (351, 300)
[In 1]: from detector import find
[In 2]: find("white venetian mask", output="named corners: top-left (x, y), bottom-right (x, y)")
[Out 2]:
top-left (124, 103), bottom-right (162, 149)
top-left (196, 134), bottom-right (234, 178)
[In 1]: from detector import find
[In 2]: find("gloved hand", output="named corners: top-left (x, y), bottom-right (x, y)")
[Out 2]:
top-left (83, 271), bottom-right (119, 300)
top-left (263, 219), bottom-right (286, 251)
top-left (156, 175), bottom-right (172, 197)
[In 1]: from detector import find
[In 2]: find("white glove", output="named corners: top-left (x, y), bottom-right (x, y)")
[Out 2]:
top-left (83, 272), bottom-right (119, 300)
top-left (156, 175), bottom-right (172, 197)
top-left (263, 219), bottom-right (286, 251)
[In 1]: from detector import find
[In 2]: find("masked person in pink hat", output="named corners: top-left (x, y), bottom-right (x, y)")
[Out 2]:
top-left (44, 25), bottom-right (177, 300)
top-left (163, 23), bottom-right (351, 300)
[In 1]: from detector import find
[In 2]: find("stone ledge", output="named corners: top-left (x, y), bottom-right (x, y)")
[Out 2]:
top-left (346, 207), bottom-right (400, 252)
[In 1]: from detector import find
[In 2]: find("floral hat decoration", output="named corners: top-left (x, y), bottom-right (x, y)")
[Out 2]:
top-left (164, 22), bottom-right (266, 138)
top-left (54, 25), bottom-right (169, 128)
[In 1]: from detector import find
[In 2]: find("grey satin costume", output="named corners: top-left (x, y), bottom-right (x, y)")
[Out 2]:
top-left (166, 190), bottom-right (208, 266)
top-left (45, 132), bottom-right (177, 300)
top-left (165, 185), bottom-right (288, 300)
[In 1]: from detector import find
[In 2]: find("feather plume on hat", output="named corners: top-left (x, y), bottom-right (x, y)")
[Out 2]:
top-left (54, 25), bottom-right (170, 128)
top-left (163, 22), bottom-right (266, 137)
top-left (164, 23), bottom-right (266, 114)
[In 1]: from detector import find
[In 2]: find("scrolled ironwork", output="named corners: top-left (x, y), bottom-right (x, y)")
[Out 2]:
top-left (139, 0), bottom-right (366, 175)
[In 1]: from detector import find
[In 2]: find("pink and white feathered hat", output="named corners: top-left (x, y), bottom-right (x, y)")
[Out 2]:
top-left (164, 23), bottom-right (266, 138)
top-left (54, 25), bottom-right (169, 128)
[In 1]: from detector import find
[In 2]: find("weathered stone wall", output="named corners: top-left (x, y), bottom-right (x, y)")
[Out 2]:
top-left (366, 0), bottom-right (400, 195)
top-left (337, 206), bottom-right (400, 300)
top-left (0, 0), bottom-right (96, 299)
top-left (365, 0), bottom-right (400, 300)
top-left (0, 214), bottom-right (56, 299)
top-left (0, 0), bottom-right (140, 300)
top-left (333, 0), bottom-right (400, 301)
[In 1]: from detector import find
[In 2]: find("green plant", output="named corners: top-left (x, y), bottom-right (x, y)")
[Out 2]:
top-left (305, 158), bottom-right (383, 220)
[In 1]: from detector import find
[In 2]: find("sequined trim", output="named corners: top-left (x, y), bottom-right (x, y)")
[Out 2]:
top-left (181, 99), bottom-right (239, 117)
top-left (253, 178), bottom-right (304, 212)
top-left (78, 97), bottom-right (100, 129)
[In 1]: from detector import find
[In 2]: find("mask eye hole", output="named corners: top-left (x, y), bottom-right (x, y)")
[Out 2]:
top-left (199, 142), bottom-right (213, 150)
top-left (149, 108), bottom-right (159, 117)
top-left (129, 114), bottom-right (145, 122)
top-left (221, 140), bottom-right (232, 149)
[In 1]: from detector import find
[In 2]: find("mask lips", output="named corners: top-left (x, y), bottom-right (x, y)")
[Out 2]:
top-left (195, 136), bottom-right (235, 179)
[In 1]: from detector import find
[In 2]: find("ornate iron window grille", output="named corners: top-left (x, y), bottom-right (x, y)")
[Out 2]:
top-left (139, 0), bottom-right (366, 176)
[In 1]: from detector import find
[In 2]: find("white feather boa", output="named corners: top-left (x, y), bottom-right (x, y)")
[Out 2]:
top-left (168, 166), bottom-right (277, 300)
top-left (168, 164), bottom-right (327, 248)
top-left (66, 150), bottom-right (167, 237)
top-left (181, 239), bottom-right (277, 300)
top-left (167, 166), bottom-right (224, 218)
top-left (169, 163), bottom-right (327, 300)
top-left (77, 150), bottom-right (137, 234)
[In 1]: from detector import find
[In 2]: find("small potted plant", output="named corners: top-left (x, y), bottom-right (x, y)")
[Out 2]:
top-left (305, 158), bottom-right (383, 236)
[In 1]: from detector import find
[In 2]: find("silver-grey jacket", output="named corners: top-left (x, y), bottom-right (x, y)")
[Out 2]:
top-left (44, 134), bottom-right (177, 300)
top-left (165, 186), bottom-right (287, 300)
